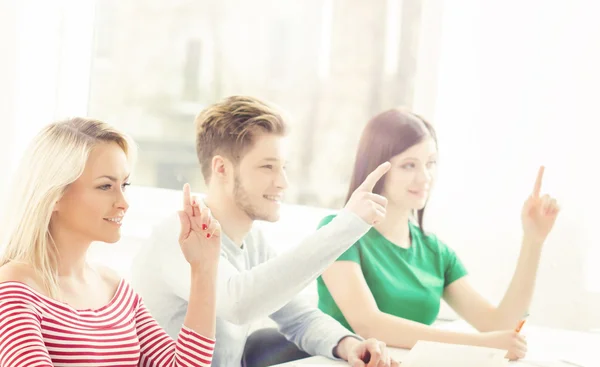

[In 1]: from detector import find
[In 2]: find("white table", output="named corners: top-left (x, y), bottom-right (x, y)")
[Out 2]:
top-left (273, 321), bottom-right (600, 366)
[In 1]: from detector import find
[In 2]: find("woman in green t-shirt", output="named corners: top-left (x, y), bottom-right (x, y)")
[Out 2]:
top-left (317, 108), bottom-right (560, 361)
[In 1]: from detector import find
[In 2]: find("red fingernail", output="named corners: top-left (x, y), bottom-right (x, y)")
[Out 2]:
top-left (206, 233), bottom-right (211, 238)
top-left (202, 224), bottom-right (208, 230)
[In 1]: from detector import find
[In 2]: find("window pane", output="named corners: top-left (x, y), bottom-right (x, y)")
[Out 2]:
top-left (87, 0), bottom-right (424, 208)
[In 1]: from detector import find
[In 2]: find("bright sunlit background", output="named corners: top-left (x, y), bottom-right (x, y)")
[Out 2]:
top-left (0, 0), bottom-right (598, 330)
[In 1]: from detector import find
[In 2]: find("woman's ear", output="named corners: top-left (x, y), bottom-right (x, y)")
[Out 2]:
top-left (53, 198), bottom-right (61, 212)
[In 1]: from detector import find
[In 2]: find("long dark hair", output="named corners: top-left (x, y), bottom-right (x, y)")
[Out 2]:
top-left (345, 108), bottom-right (437, 232)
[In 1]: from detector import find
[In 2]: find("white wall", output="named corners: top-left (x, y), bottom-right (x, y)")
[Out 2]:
top-left (424, 0), bottom-right (600, 330)
top-left (0, 1), bottom-right (17, 197)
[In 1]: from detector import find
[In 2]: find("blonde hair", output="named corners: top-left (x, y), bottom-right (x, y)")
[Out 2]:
top-left (195, 95), bottom-right (287, 183)
top-left (0, 117), bottom-right (136, 299)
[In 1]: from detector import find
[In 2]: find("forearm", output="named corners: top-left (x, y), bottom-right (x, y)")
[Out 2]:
top-left (184, 263), bottom-right (218, 338)
top-left (357, 312), bottom-right (483, 349)
top-left (494, 237), bottom-right (543, 329)
top-left (219, 210), bottom-right (370, 324)
top-left (273, 298), bottom-right (357, 359)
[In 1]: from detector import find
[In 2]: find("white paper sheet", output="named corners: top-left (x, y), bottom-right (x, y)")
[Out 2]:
top-left (401, 340), bottom-right (509, 367)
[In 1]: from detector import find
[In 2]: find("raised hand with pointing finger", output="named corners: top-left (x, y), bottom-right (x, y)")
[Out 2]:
top-left (178, 183), bottom-right (222, 268)
top-left (521, 166), bottom-right (560, 245)
top-left (345, 162), bottom-right (391, 225)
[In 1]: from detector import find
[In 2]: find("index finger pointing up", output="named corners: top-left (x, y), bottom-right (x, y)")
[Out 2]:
top-left (183, 183), bottom-right (191, 206)
top-left (182, 183), bottom-right (194, 216)
top-left (532, 166), bottom-right (545, 198)
top-left (357, 162), bottom-right (391, 193)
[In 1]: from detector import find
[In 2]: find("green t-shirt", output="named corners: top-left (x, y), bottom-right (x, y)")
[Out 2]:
top-left (317, 214), bottom-right (468, 332)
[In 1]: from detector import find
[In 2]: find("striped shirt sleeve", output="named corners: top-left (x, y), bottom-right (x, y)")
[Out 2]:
top-left (135, 299), bottom-right (215, 367)
top-left (0, 300), bottom-right (53, 367)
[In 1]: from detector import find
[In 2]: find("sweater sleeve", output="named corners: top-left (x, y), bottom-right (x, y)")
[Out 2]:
top-left (160, 209), bottom-right (371, 325)
top-left (270, 294), bottom-right (359, 360)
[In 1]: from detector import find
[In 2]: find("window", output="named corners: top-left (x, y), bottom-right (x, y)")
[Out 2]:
top-left (182, 38), bottom-right (202, 101)
top-left (86, 0), bottom-right (426, 206)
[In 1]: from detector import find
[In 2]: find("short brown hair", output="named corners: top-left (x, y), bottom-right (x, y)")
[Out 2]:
top-left (346, 108), bottom-right (437, 232)
top-left (195, 96), bottom-right (287, 183)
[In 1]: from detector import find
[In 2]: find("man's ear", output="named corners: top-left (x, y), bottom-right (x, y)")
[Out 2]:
top-left (212, 155), bottom-right (230, 181)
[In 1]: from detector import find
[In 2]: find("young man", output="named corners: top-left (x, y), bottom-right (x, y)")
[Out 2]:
top-left (132, 96), bottom-right (398, 367)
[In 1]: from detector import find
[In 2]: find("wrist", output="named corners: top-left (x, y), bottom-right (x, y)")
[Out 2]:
top-left (190, 261), bottom-right (219, 276)
top-left (470, 333), bottom-right (489, 348)
top-left (521, 235), bottom-right (545, 253)
top-left (334, 336), bottom-right (360, 360)
top-left (522, 230), bottom-right (545, 247)
top-left (445, 330), bottom-right (490, 348)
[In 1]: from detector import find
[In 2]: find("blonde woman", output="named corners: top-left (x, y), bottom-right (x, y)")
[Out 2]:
top-left (0, 118), bottom-right (219, 367)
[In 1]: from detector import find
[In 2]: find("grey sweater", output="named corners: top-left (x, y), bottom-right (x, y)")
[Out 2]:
top-left (131, 209), bottom-right (370, 366)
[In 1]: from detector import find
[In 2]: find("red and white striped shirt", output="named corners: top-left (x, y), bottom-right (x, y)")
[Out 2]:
top-left (0, 280), bottom-right (215, 367)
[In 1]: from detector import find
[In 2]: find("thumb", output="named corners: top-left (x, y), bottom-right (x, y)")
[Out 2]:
top-left (350, 358), bottom-right (366, 367)
top-left (178, 211), bottom-right (191, 243)
top-left (210, 220), bottom-right (222, 239)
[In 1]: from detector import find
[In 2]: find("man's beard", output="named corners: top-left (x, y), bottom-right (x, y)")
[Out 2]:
top-left (233, 172), bottom-right (275, 222)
